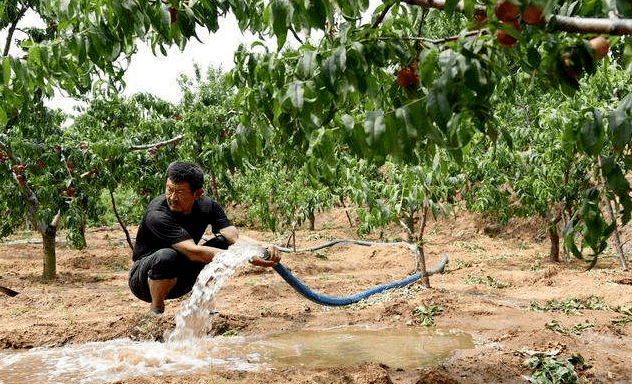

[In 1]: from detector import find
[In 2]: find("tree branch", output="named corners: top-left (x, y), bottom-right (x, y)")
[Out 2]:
top-left (375, 29), bottom-right (485, 44)
top-left (552, 15), bottom-right (632, 35)
top-left (3, 5), bottom-right (29, 57)
top-left (109, 189), bottom-right (134, 250)
top-left (290, 26), bottom-right (304, 44)
top-left (129, 134), bottom-right (184, 150)
top-left (372, 3), bottom-right (394, 29)
top-left (0, 140), bottom-right (41, 232)
top-left (404, 0), bottom-right (632, 35)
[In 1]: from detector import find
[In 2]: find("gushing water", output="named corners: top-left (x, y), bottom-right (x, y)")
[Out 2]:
top-left (167, 242), bottom-right (266, 342)
top-left (0, 242), bottom-right (266, 384)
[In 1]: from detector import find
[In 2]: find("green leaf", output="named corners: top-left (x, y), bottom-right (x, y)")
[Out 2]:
top-left (444, 0), bottom-right (459, 14)
top-left (427, 88), bottom-right (451, 130)
top-left (609, 108), bottom-right (632, 153)
top-left (0, 106), bottom-right (6, 128)
top-left (286, 81), bottom-right (304, 110)
top-left (306, 0), bottom-right (328, 28)
top-left (296, 50), bottom-right (317, 80)
top-left (2, 56), bottom-right (10, 85)
top-left (321, 55), bottom-right (337, 91)
top-left (271, 0), bottom-right (292, 50)
top-left (579, 111), bottom-right (604, 156)
top-left (396, 105), bottom-right (414, 139)
top-left (340, 114), bottom-right (355, 131)
top-left (364, 111), bottom-right (385, 146)
top-left (332, 46), bottom-right (347, 72)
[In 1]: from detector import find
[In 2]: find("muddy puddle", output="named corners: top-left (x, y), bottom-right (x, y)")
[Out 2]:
top-left (0, 327), bottom-right (473, 384)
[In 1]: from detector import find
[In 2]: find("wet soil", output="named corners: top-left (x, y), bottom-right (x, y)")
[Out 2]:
top-left (1, 208), bottom-right (631, 383)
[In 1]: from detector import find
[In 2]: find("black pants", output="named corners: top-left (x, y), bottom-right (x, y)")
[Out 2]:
top-left (128, 236), bottom-right (230, 303)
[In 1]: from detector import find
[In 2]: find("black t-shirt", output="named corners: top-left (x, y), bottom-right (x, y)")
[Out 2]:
top-left (132, 194), bottom-right (232, 261)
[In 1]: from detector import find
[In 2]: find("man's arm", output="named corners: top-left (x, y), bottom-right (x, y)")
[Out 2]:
top-left (225, 227), bottom-right (281, 267)
top-left (218, 225), bottom-right (239, 244)
top-left (174, 225), bottom-right (280, 266)
top-left (171, 239), bottom-right (222, 263)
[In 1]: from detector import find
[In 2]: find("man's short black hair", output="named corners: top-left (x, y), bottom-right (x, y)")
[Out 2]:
top-left (165, 161), bottom-right (204, 192)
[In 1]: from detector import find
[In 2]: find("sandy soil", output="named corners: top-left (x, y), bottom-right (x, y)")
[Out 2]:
top-left (1, 208), bottom-right (631, 384)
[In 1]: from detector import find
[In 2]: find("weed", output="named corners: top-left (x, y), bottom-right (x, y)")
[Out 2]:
top-left (8, 306), bottom-right (31, 317)
top-left (516, 240), bottom-right (529, 250)
top-left (529, 259), bottom-right (542, 271)
top-left (93, 274), bottom-right (109, 282)
top-left (456, 241), bottom-right (484, 252)
top-left (545, 319), bottom-right (594, 335)
top-left (259, 305), bottom-right (272, 317)
top-left (413, 304), bottom-right (444, 327)
top-left (520, 349), bottom-right (588, 384)
top-left (490, 253), bottom-right (511, 262)
top-left (445, 258), bottom-right (472, 273)
top-left (464, 274), bottom-right (511, 288)
top-left (110, 263), bottom-right (129, 273)
top-left (65, 314), bottom-right (76, 326)
top-left (611, 305), bottom-right (632, 325)
top-left (529, 296), bottom-right (610, 315)
top-left (345, 291), bottom-right (393, 309)
top-left (221, 329), bottom-right (239, 336)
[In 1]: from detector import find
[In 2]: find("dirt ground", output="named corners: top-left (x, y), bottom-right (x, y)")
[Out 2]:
top-left (1, 208), bottom-right (631, 384)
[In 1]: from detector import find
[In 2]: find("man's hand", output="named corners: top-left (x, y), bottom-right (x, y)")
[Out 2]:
top-left (250, 245), bottom-right (281, 267)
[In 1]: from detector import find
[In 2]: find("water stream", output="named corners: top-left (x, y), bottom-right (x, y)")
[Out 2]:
top-left (0, 243), bottom-right (474, 384)
top-left (168, 242), bottom-right (264, 341)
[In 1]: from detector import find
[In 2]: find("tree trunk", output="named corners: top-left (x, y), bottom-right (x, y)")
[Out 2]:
top-left (208, 172), bottom-right (221, 202)
top-left (416, 244), bottom-right (430, 287)
top-left (41, 212), bottom-right (61, 280)
top-left (109, 189), bottom-right (134, 250)
top-left (339, 196), bottom-right (354, 228)
top-left (545, 209), bottom-right (562, 262)
top-left (598, 156), bottom-right (629, 271)
top-left (308, 210), bottom-right (315, 231)
top-left (416, 205), bottom-right (430, 287)
top-left (42, 223), bottom-right (57, 280)
top-left (548, 222), bottom-right (560, 262)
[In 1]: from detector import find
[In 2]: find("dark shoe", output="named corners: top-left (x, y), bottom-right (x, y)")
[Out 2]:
top-left (151, 307), bottom-right (164, 315)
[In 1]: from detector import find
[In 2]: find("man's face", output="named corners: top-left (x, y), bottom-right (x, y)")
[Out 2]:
top-left (165, 178), bottom-right (200, 215)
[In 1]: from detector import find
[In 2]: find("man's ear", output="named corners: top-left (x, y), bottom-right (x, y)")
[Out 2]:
top-left (193, 188), bottom-right (204, 200)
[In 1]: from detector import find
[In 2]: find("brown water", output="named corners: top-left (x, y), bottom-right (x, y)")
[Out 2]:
top-left (256, 327), bottom-right (473, 368)
top-left (0, 327), bottom-right (473, 384)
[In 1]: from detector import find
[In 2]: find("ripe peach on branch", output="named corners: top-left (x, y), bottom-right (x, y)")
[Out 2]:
top-left (522, 4), bottom-right (544, 25)
top-left (473, 9), bottom-right (487, 26)
top-left (396, 65), bottom-right (420, 89)
top-left (587, 36), bottom-right (609, 60)
top-left (495, 19), bottom-right (521, 47)
top-left (494, 0), bottom-right (520, 22)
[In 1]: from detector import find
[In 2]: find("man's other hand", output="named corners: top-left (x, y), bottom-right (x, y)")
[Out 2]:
top-left (250, 245), bottom-right (281, 267)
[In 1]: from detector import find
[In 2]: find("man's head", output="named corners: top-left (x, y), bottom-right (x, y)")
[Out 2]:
top-left (164, 161), bottom-right (204, 214)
